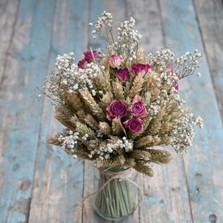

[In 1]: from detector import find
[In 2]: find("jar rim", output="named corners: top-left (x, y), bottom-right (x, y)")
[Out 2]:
top-left (99, 165), bottom-right (130, 172)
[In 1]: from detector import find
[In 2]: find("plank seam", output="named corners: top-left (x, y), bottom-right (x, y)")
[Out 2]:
top-left (124, 0), bottom-right (128, 19)
top-left (87, 0), bottom-right (92, 50)
top-left (182, 157), bottom-right (194, 223)
top-left (27, 0), bottom-right (57, 222)
top-left (159, 1), bottom-right (195, 222)
top-left (0, 0), bottom-right (21, 90)
top-left (157, 0), bottom-right (166, 47)
top-left (82, 160), bottom-right (85, 223)
top-left (138, 174), bottom-right (143, 223)
top-left (192, 0), bottom-right (223, 124)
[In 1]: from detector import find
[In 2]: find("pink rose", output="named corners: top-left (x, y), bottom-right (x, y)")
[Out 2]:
top-left (123, 117), bottom-right (143, 132)
top-left (106, 100), bottom-right (128, 120)
top-left (107, 54), bottom-right (123, 68)
top-left (131, 63), bottom-right (150, 75)
top-left (78, 59), bottom-right (88, 69)
top-left (115, 68), bottom-right (130, 81)
top-left (84, 50), bottom-right (98, 62)
top-left (130, 95), bottom-right (148, 118)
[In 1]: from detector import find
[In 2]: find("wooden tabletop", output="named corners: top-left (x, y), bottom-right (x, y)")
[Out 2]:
top-left (1, 0), bottom-right (223, 222)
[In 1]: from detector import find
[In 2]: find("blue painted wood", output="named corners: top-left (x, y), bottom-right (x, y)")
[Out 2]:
top-left (0, 0), bottom-right (55, 222)
top-left (1, 0), bottom-right (223, 222)
top-left (194, 0), bottom-right (223, 121)
top-left (28, 0), bottom-right (89, 222)
top-left (0, 0), bottom-right (20, 83)
top-left (160, 0), bottom-right (223, 222)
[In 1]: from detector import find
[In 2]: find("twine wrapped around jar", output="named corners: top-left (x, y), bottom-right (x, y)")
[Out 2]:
top-left (83, 166), bottom-right (144, 221)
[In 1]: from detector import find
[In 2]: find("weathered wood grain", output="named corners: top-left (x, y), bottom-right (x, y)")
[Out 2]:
top-left (127, 1), bottom-right (194, 223)
top-left (127, 0), bottom-right (165, 52)
top-left (1, 0), bottom-right (223, 222)
top-left (0, 0), bottom-right (20, 85)
top-left (160, 0), bottom-right (223, 222)
top-left (193, 0), bottom-right (223, 122)
top-left (88, 0), bottom-right (127, 50)
top-left (27, 0), bottom-right (89, 223)
top-left (0, 0), bottom-right (55, 222)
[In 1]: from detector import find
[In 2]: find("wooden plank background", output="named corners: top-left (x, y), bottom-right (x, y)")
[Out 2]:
top-left (0, 0), bottom-right (223, 222)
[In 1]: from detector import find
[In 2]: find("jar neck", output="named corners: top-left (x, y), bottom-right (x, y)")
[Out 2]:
top-left (100, 165), bottom-right (130, 172)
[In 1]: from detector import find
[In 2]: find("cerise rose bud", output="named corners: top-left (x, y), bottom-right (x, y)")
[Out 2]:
top-left (115, 68), bottom-right (130, 81)
top-left (123, 117), bottom-right (143, 132)
top-left (78, 59), bottom-right (88, 69)
top-left (107, 54), bottom-right (123, 68)
top-left (106, 100), bottom-right (128, 120)
top-left (83, 50), bottom-right (98, 62)
top-left (130, 95), bottom-right (148, 118)
top-left (131, 63), bottom-right (150, 75)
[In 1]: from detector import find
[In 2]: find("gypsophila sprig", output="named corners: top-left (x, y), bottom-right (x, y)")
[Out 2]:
top-left (115, 17), bottom-right (142, 58)
top-left (40, 11), bottom-right (203, 177)
top-left (92, 11), bottom-right (113, 43)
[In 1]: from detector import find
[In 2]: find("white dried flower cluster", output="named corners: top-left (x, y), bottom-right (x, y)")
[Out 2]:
top-left (116, 17), bottom-right (142, 55)
top-left (82, 133), bottom-right (89, 141)
top-left (148, 102), bottom-right (160, 116)
top-left (170, 113), bottom-right (203, 153)
top-left (175, 50), bottom-right (202, 78)
top-left (173, 94), bottom-right (186, 107)
top-left (88, 143), bottom-right (113, 160)
top-left (44, 52), bottom-right (77, 99)
top-left (161, 70), bottom-right (178, 87)
top-left (89, 137), bottom-right (133, 160)
top-left (148, 49), bottom-right (175, 66)
top-left (41, 52), bottom-right (75, 102)
top-left (190, 114), bottom-right (203, 128)
top-left (58, 130), bottom-right (79, 151)
top-left (148, 48), bottom-right (202, 79)
top-left (56, 52), bottom-right (74, 72)
top-left (80, 62), bottom-right (102, 96)
top-left (56, 53), bottom-right (80, 92)
top-left (121, 137), bottom-right (133, 152)
top-left (92, 11), bottom-right (113, 38)
top-left (44, 53), bottom-right (102, 101)
top-left (58, 131), bottom-right (89, 158)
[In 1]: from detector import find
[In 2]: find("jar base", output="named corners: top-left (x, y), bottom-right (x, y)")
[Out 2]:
top-left (93, 203), bottom-right (133, 221)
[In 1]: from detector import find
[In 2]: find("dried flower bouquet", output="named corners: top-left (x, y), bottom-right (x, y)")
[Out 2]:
top-left (42, 11), bottom-right (202, 175)
top-left (38, 11), bottom-right (203, 220)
